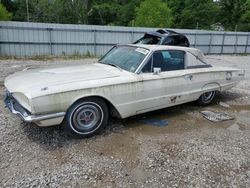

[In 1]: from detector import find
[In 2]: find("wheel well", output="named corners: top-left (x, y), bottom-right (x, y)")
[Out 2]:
top-left (72, 96), bottom-right (121, 119)
top-left (202, 82), bottom-right (221, 92)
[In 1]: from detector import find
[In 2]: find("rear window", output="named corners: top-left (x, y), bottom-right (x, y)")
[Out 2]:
top-left (135, 34), bottom-right (161, 45)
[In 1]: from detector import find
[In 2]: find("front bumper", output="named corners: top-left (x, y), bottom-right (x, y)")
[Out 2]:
top-left (4, 91), bottom-right (65, 123)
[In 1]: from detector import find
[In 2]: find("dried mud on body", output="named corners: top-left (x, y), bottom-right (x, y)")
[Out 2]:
top-left (0, 55), bottom-right (250, 187)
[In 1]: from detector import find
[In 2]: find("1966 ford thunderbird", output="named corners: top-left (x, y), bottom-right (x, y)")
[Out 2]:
top-left (4, 44), bottom-right (244, 137)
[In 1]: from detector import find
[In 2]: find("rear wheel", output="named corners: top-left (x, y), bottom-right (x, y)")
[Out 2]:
top-left (197, 91), bottom-right (216, 106)
top-left (64, 98), bottom-right (109, 138)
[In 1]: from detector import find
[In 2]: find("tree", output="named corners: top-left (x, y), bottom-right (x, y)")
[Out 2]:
top-left (177, 0), bottom-right (219, 29)
top-left (0, 3), bottom-right (12, 20)
top-left (12, 0), bottom-right (34, 21)
top-left (238, 0), bottom-right (250, 31)
top-left (114, 0), bottom-right (141, 26)
top-left (134, 0), bottom-right (172, 28)
top-left (219, 0), bottom-right (247, 31)
top-left (1, 0), bottom-right (16, 13)
top-left (87, 2), bottom-right (119, 25)
top-left (167, 0), bottom-right (185, 28)
top-left (12, 0), bottom-right (88, 24)
top-left (218, 0), bottom-right (250, 31)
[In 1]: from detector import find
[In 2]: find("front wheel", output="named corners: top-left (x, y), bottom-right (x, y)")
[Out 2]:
top-left (197, 91), bottom-right (216, 106)
top-left (64, 98), bottom-right (109, 138)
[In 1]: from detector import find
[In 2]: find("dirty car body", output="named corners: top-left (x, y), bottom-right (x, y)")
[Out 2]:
top-left (4, 45), bottom-right (244, 137)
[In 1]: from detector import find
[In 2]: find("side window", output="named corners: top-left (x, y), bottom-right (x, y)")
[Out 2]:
top-left (141, 50), bottom-right (185, 73)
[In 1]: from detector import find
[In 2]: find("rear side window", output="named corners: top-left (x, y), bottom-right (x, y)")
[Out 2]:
top-left (161, 50), bottom-right (185, 71)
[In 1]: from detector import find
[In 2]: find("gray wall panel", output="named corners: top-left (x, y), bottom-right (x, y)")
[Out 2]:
top-left (210, 46), bottom-right (222, 54)
top-left (0, 21), bottom-right (250, 57)
top-left (224, 35), bottom-right (236, 45)
top-left (236, 46), bottom-right (245, 53)
top-left (211, 34), bottom-right (223, 45)
top-left (223, 46), bottom-right (235, 53)
top-left (196, 35), bottom-right (210, 45)
top-left (237, 35), bottom-right (247, 45)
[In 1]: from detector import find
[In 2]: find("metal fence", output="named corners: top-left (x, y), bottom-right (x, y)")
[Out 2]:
top-left (0, 21), bottom-right (250, 57)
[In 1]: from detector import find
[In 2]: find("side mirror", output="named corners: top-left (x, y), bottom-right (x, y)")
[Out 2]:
top-left (153, 67), bottom-right (161, 75)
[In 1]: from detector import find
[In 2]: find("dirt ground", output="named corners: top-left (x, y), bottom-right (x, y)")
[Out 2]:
top-left (0, 55), bottom-right (250, 187)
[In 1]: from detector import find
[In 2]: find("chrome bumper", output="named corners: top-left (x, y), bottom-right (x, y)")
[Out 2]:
top-left (4, 91), bottom-right (65, 123)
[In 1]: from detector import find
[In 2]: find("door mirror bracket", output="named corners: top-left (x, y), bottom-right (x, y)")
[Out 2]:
top-left (153, 67), bottom-right (161, 75)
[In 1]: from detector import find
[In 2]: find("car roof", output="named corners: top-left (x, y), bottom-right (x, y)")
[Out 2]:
top-left (120, 44), bottom-right (205, 62)
top-left (126, 44), bottom-right (194, 52)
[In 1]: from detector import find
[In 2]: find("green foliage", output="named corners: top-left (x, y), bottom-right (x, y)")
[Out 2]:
top-left (238, 0), bottom-right (250, 31)
top-left (177, 0), bottom-right (219, 29)
top-left (12, 0), bottom-right (33, 21)
top-left (0, 3), bottom-right (12, 21)
top-left (13, 0), bottom-right (88, 23)
top-left (3, 0), bottom-right (250, 31)
top-left (116, 0), bottom-right (140, 26)
top-left (167, 0), bottom-right (185, 28)
top-left (219, 0), bottom-right (247, 31)
top-left (87, 3), bottom-right (119, 25)
top-left (1, 0), bottom-right (16, 13)
top-left (134, 0), bottom-right (172, 27)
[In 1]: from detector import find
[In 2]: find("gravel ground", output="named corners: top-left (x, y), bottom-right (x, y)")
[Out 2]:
top-left (0, 55), bottom-right (250, 187)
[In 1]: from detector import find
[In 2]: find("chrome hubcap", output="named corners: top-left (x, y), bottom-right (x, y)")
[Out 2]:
top-left (73, 104), bottom-right (101, 130)
top-left (202, 91), bottom-right (215, 102)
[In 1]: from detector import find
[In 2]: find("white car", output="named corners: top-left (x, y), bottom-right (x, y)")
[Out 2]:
top-left (4, 45), bottom-right (244, 137)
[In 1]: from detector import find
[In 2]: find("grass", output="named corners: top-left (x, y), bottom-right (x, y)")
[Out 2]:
top-left (0, 52), bottom-right (98, 61)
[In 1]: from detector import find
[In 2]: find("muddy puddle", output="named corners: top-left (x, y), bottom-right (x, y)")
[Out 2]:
top-left (66, 102), bottom-right (250, 164)
top-left (120, 102), bottom-right (250, 136)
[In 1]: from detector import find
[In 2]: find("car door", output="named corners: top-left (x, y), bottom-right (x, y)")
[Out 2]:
top-left (135, 50), bottom-right (193, 114)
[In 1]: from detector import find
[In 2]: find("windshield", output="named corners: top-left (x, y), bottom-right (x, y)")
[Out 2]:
top-left (135, 34), bottom-right (161, 45)
top-left (99, 46), bottom-right (149, 72)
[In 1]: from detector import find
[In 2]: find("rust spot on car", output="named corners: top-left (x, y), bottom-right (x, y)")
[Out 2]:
top-left (170, 95), bottom-right (181, 103)
top-left (170, 96), bottom-right (177, 103)
top-left (41, 87), bottom-right (49, 91)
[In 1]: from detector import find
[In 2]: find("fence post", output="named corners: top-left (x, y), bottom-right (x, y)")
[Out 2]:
top-left (194, 33), bottom-right (197, 48)
top-left (94, 30), bottom-right (97, 56)
top-left (221, 32), bottom-right (225, 54)
top-left (208, 33), bottom-right (212, 54)
top-left (0, 25), bottom-right (2, 56)
top-left (131, 31), bottom-right (134, 43)
top-left (234, 32), bottom-right (238, 54)
top-left (245, 33), bottom-right (249, 54)
top-left (47, 28), bottom-right (53, 55)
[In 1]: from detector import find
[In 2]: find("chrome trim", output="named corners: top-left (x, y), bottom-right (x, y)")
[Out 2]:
top-left (4, 91), bottom-right (65, 122)
top-left (135, 50), bottom-right (153, 74)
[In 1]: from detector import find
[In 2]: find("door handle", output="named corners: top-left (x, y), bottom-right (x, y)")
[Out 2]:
top-left (185, 74), bottom-right (193, 80)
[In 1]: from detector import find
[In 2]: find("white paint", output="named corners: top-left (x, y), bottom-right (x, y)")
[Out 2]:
top-left (4, 45), bottom-right (245, 126)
